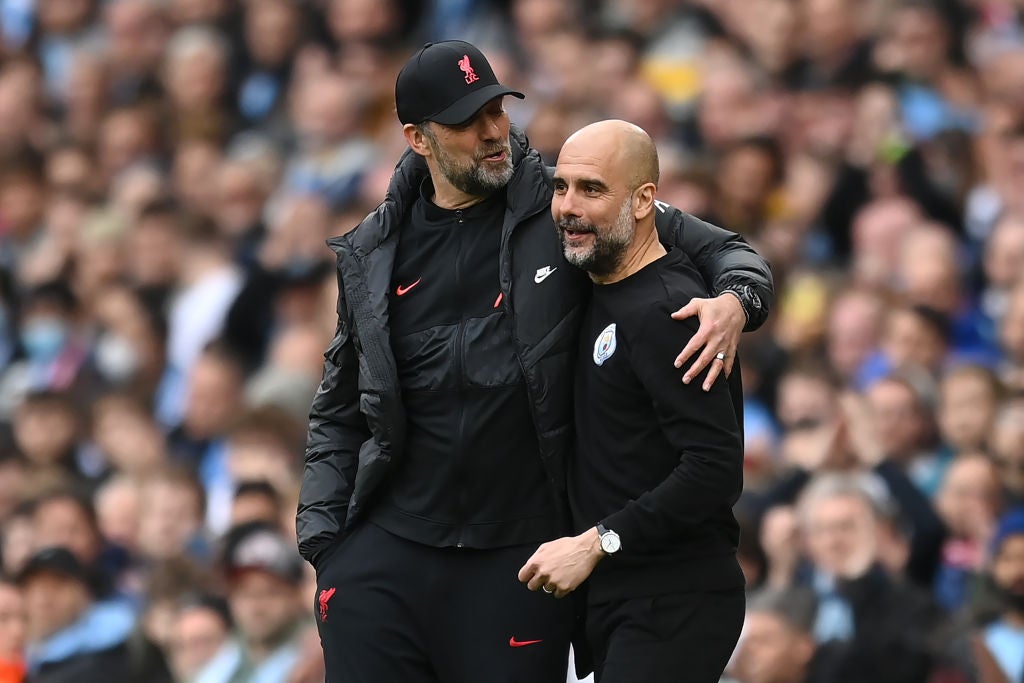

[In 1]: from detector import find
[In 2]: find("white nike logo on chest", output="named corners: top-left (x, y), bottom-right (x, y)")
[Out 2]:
top-left (534, 266), bottom-right (557, 283)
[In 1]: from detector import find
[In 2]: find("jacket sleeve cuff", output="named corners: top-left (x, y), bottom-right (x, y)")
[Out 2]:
top-left (601, 508), bottom-right (646, 555)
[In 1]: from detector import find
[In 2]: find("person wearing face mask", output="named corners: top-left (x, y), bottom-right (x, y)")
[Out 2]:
top-left (0, 280), bottom-right (107, 419)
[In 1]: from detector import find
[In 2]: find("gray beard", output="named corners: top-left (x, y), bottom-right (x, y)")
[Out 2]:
top-left (432, 141), bottom-right (514, 197)
top-left (558, 197), bottom-right (635, 277)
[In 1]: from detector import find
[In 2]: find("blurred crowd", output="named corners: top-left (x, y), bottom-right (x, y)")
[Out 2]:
top-left (0, 0), bottom-right (1023, 682)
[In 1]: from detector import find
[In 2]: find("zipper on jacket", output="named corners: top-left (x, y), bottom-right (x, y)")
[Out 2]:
top-left (453, 216), bottom-right (469, 547)
top-left (503, 280), bottom-right (559, 493)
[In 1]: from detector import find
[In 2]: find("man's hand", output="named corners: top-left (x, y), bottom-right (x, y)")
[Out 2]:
top-left (670, 293), bottom-right (745, 391)
top-left (517, 528), bottom-right (603, 598)
top-left (760, 505), bottom-right (800, 589)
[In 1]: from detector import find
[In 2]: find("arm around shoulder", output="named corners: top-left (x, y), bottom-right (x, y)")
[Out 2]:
top-left (659, 209), bottom-right (774, 331)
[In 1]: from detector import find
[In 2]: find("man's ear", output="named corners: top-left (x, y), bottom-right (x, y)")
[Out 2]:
top-left (403, 123), bottom-right (432, 158)
top-left (633, 182), bottom-right (657, 221)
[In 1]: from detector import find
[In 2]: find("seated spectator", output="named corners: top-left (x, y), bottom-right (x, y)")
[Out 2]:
top-left (90, 392), bottom-right (168, 480)
top-left (167, 595), bottom-right (233, 683)
top-left (93, 475), bottom-right (141, 557)
top-left (865, 373), bottom-right (940, 494)
top-left (937, 365), bottom-right (1004, 457)
top-left (140, 558), bottom-right (217, 658)
top-left (30, 489), bottom-right (122, 595)
top-left (136, 468), bottom-right (209, 565)
top-left (826, 288), bottom-right (886, 385)
top-left (9, 392), bottom-right (83, 480)
top-left (0, 282), bottom-right (106, 418)
top-left (17, 547), bottom-right (139, 683)
top-left (217, 522), bottom-right (307, 682)
top-left (224, 407), bottom-right (303, 500)
top-left (730, 587), bottom-right (820, 683)
top-left (858, 304), bottom-right (951, 388)
top-left (974, 509), bottom-right (1024, 683)
top-left (230, 480), bottom-right (282, 530)
top-left (933, 453), bottom-right (1004, 611)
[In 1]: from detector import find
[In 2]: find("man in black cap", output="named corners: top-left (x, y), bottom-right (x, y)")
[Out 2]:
top-left (298, 39), bottom-right (774, 682)
top-left (18, 546), bottom-right (142, 683)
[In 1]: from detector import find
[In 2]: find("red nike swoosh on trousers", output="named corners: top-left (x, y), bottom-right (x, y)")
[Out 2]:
top-left (396, 278), bottom-right (422, 296)
top-left (509, 637), bottom-right (543, 647)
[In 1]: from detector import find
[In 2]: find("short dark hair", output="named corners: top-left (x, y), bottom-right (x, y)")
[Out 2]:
top-left (23, 280), bottom-right (78, 315)
top-left (234, 479), bottom-right (281, 505)
top-left (906, 304), bottom-right (952, 344)
top-left (32, 488), bottom-right (100, 534)
top-left (138, 197), bottom-right (181, 224)
top-left (178, 593), bottom-right (233, 631)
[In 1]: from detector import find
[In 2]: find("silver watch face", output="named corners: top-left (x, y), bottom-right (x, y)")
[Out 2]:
top-left (748, 288), bottom-right (763, 311)
top-left (600, 531), bottom-right (621, 554)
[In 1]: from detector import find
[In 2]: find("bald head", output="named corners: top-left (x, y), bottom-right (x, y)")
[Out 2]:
top-left (552, 120), bottom-right (664, 282)
top-left (561, 119), bottom-right (660, 190)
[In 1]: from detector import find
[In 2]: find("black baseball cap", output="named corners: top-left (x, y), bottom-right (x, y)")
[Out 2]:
top-left (396, 40), bottom-right (524, 126)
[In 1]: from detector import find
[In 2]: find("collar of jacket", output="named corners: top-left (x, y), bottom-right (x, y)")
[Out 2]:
top-left (326, 125), bottom-right (549, 258)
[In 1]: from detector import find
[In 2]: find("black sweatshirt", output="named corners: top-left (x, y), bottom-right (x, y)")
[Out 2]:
top-left (570, 248), bottom-right (745, 602)
top-left (368, 181), bottom-right (558, 548)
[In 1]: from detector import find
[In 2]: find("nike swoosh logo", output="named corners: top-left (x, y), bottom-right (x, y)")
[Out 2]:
top-left (534, 266), bottom-right (557, 283)
top-left (509, 637), bottom-right (543, 648)
top-left (395, 278), bottom-right (422, 296)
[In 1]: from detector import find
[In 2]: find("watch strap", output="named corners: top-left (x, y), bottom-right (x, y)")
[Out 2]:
top-left (720, 288), bottom-right (750, 325)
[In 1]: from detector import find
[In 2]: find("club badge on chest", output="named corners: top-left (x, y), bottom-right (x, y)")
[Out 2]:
top-left (593, 323), bottom-right (617, 366)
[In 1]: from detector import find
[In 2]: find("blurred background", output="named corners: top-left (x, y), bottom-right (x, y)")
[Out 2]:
top-left (0, 0), bottom-right (1023, 682)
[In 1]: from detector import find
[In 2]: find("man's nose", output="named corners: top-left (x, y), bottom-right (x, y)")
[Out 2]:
top-left (478, 114), bottom-right (502, 141)
top-left (555, 189), bottom-right (580, 219)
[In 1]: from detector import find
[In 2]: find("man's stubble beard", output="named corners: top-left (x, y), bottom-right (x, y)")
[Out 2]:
top-left (425, 131), bottom-right (514, 197)
top-left (558, 196), bottom-right (635, 278)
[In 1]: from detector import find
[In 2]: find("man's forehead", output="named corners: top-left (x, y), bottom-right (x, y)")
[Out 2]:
top-left (554, 153), bottom-right (621, 187)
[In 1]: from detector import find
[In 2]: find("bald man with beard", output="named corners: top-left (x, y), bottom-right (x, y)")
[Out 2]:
top-left (519, 121), bottom-right (746, 682)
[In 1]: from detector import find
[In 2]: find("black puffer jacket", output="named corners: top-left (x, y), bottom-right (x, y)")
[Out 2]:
top-left (296, 127), bottom-right (774, 567)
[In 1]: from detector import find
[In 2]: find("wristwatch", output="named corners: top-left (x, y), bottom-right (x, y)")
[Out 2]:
top-left (596, 523), bottom-right (621, 555)
top-left (721, 284), bottom-right (763, 324)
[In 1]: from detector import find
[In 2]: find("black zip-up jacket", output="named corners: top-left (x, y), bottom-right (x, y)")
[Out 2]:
top-left (296, 127), bottom-right (774, 568)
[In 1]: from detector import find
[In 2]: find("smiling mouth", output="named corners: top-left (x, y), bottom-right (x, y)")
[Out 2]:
top-left (481, 149), bottom-right (508, 162)
top-left (562, 226), bottom-right (593, 239)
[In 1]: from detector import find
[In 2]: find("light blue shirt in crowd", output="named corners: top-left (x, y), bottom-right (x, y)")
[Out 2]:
top-left (983, 619), bottom-right (1024, 683)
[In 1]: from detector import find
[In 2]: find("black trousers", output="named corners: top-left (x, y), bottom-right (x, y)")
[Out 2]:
top-left (586, 589), bottom-right (745, 683)
top-left (314, 522), bottom-right (575, 683)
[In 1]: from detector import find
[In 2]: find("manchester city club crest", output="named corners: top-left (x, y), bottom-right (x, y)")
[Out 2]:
top-left (593, 323), bottom-right (617, 366)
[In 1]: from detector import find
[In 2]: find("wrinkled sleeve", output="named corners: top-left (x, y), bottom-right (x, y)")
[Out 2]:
top-left (296, 282), bottom-right (370, 568)
top-left (664, 212), bottom-right (775, 331)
